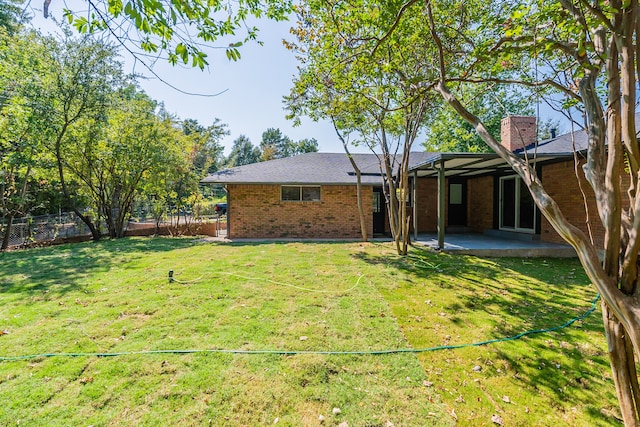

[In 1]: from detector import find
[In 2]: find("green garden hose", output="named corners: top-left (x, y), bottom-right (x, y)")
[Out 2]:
top-left (0, 293), bottom-right (600, 362)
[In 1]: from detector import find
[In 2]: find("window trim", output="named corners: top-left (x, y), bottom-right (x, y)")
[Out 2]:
top-left (281, 185), bottom-right (322, 202)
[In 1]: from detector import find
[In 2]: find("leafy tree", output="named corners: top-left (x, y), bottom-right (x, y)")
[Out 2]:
top-left (43, 29), bottom-right (125, 240)
top-left (290, 0), bottom-right (640, 420)
top-left (424, 87), bottom-right (534, 153)
top-left (63, 87), bottom-right (191, 238)
top-left (260, 128), bottom-right (292, 160)
top-left (0, 0), bottom-right (26, 34)
top-left (226, 135), bottom-right (261, 167)
top-left (376, 0), bottom-right (640, 423)
top-left (0, 30), bottom-right (56, 249)
top-left (295, 137), bottom-right (319, 154)
top-left (181, 118), bottom-right (228, 177)
top-left (55, 0), bottom-right (293, 69)
top-left (259, 128), bottom-right (318, 161)
top-left (287, 0), bottom-right (437, 254)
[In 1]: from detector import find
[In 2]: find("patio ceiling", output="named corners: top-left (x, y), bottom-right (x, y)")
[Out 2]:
top-left (410, 152), bottom-right (577, 178)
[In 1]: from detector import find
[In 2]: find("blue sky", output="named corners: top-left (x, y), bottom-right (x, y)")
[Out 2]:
top-left (30, 8), bottom-right (565, 157)
top-left (30, 11), bottom-right (357, 155)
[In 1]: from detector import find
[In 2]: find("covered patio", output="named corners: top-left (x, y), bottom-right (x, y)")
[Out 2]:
top-left (408, 151), bottom-right (577, 256)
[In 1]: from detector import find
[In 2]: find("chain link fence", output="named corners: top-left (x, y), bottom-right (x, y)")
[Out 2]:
top-left (1, 212), bottom-right (91, 248)
top-left (1, 208), bottom-right (224, 249)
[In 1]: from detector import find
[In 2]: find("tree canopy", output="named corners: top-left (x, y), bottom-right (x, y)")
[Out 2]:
top-left (54, 0), bottom-right (293, 69)
top-left (0, 25), bottom-right (231, 243)
top-left (226, 134), bottom-right (261, 167)
top-left (260, 127), bottom-right (318, 161)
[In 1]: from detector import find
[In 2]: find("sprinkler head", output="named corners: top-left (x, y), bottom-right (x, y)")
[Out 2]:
top-left (168, 270), bottom-right (174, 283)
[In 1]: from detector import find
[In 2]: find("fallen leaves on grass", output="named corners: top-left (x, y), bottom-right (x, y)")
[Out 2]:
top-left (491, 414), bottom-right (504, 425)
top-left (450, 409), bottom-right (458, 421)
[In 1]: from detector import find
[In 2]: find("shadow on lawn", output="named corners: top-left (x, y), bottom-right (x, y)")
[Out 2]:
top-left (0, 236), bottom-right (198, 296)
top-left (354, 245), bottom-right (600, 333)
top-left (354, 245), bottom-right (618, 424)
top-left (492, 336), bottom-right (618, 423)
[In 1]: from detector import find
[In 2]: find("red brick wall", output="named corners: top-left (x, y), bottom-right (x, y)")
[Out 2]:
top-left (468, 176), bottom-right (494, 232)
top-left (540, 160), bottom-right (606, 247)
top-left (125, 222), bottom-right (220, 236)
top-left (415, 177), bottom-right (438, 232)
top-left (413, 176), bottom-right (494, 232)
top-left (227, 184), bottom-right (373, 239)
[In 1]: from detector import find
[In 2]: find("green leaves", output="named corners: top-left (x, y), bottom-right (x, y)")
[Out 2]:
top-left (62, 0), bottom-right (293, 68)
top-left (176, 42), bottom-right (188, 63)
top-left (225, 47), bottom-right (241, 62)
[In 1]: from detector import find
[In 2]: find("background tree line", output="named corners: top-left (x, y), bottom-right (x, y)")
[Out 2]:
top-left (0, 13), bottom-right (316, 248)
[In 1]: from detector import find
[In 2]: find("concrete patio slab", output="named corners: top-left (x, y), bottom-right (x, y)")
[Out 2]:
top-left (415, 233), bottom-right (577, 258)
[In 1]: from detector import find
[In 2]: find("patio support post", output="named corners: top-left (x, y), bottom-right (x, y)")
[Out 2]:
top-left (437, 161), bottom-right (445, 249)
top-left (413, 171), bottom-right (418, 241)
top-left (224, 185), bottom-right (229, 239)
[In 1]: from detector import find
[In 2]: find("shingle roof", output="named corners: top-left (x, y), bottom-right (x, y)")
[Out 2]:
top-left (203, 115), bottom-right (640, 185)
top-left (202, 152), bottom-right (434, 185)
top-left (516, 111), bottom-right (640, 155)
top-left (515, 127), bottom-right (588, 155)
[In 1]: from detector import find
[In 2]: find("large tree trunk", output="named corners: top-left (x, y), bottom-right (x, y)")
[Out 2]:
top-left (354, 169), bottom-right (368, 242)
top-left (1, 213), bottom-right (14, 250)
top-left (54, 123), bottom-right (102, 241)
top-left (332, 121), bottom-right (368, 242)
top-left (1, 165), bottom-right (33, 250)
top-left (603, 303), bottom-right (640, 424)
top-left (377, 129), bottom-right (404, 254)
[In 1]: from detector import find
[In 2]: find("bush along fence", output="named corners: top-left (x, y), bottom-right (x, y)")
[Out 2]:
top-left (1, 209), bottom-right (225, 250)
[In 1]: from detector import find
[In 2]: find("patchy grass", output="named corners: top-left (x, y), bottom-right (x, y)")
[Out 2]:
top-left (358, 247), bottom-right (616, 426)
top-left (0, 238), bottom-right (617, 426)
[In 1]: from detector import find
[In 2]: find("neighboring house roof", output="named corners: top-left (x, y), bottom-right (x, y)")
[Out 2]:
top-left (202, 152), bottom-right (434, 185)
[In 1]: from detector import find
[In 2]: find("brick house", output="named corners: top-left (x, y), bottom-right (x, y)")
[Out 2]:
top-left (202, 152), bottom-right (431, 239)
top-left (203, 117), bottom-right (605, 247)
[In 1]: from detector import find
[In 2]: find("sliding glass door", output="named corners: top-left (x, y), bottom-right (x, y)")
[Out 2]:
top-left (499, 176), bottom-right (536, 233)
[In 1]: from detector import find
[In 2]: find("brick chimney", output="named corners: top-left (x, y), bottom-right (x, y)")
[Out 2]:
top-left (500, 116), bottom-right (537, 152)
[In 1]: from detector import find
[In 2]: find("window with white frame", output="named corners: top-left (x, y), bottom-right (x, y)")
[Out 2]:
top-left (281, 185), bottom-right (321, 202)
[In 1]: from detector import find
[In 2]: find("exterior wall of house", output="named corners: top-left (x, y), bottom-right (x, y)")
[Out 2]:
top-left (227, 184), bottom-right (373, 239)
top-left (415, 177), bottom-right (439, 232)
top-left (412, 176), bottom-right (494, 233)
top-left (410, 160), bottom-right (607, 248)
top-left (467, 175), bottom-right (494, 232)
top-left (540, 160), bottom-right (606, 248)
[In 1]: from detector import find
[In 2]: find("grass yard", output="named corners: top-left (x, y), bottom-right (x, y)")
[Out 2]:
top-left (0, 238), bottom-right (617, 426)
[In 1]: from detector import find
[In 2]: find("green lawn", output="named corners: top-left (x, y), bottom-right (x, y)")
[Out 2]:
top-left (0, 238), bottom-right (618, 426)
